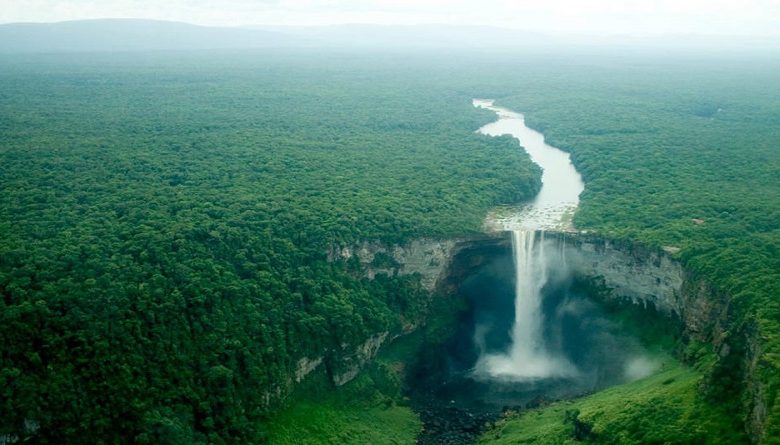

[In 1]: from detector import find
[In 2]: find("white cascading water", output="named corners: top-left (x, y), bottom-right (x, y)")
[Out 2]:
top-left (509, 230), bottom-right (547, 373)
top-left (475, 230), bottom-right (575, 379)
top-left (472, 98), bottom-right (583, 380)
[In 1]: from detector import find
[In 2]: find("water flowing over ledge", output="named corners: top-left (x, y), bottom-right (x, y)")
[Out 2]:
top-left (474, 230), bottom-right (579, 381)
top-left (472, 99), bottom-right (586, 381)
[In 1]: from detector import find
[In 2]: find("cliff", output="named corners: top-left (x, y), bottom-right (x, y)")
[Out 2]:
top-left (279, 238), bottom-right (463, 390)
top-left (327, 238), bottom-right (460, 292)
top-left (554, 233), bottom-right (732, 345)
top-left (309, 231), bottom-right (766, 441)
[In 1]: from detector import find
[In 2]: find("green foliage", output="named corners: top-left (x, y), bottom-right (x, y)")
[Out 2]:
top-left (263, 372), bottom-right (420, 445)
top-left (480, 360), bottom-right (746, 444)
top-left (0, 51), bottom-right (540, 443)
top-left (1, 49), bottom-right (779, 443)
top-left (489, 53), bottom-right (779, 441)
top-left (264, 331), bottom-right (426, 444)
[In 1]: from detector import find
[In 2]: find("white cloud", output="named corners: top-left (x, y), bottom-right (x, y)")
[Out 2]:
top-left (1, 0), bottom-right (778, 37)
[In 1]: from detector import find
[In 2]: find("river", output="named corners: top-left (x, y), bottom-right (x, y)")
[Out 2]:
top-left (473, 99), bottom-right (584, 232)
top-left (409, 101), bottom-right (643, 445)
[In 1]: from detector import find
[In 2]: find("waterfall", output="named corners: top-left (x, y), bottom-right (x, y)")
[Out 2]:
top-left (509, 230), bottom-right (547, 370)
top-left (475, 229), bottom-right (575, 380)
top-left (472, 99), bottom-right (582, 381)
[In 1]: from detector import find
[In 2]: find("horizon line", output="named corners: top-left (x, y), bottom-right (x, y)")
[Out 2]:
top-left (1, 18), bottom-right (779, 41)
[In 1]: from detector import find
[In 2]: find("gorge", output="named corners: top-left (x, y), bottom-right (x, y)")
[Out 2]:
top-left (322, 100), bottom-right (700, 443)
top-left (273, 98), bottom-right (750, 444)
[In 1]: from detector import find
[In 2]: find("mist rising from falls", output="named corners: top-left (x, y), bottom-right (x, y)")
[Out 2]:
top-left (474, 230), bottom-right (576, 380)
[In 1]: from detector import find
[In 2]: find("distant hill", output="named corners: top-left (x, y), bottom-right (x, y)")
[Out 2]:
top-left (0, 19), bottom-right (776, 53)
top-left (0, 19), bottom-right (297, 53)
top-left (0, 20), bottom-right (552, 53)
top-left (258, 24), bottom-right (550, 48)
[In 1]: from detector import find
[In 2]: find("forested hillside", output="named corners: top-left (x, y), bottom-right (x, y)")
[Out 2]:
top-left (1, 49), bottom-right (778, 444)
top-left (0, 52), bottom-right (541, 443)
top-left (489, 53), bottom-right (780, 443)
top-left (270, 52), bottom-right (780, 444)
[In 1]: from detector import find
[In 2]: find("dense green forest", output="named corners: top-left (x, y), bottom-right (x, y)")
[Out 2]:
top-left (0, 52), bottom-right (541, 443)
top-left (490, 53), bottom-right (780, 444)
top-left (1, 50), bottom-right (779, 444)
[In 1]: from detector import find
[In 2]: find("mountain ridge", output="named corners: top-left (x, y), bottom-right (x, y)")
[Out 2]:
top-left (1, 19), bottom-right (777, 53)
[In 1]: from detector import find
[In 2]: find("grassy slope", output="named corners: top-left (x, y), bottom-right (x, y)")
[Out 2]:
top-left (264, 331), bottom-right (425, 444)
top-left (479, 359), bottom-right (740, 445)
top-left (265, 384), bottom-right (420, 445)
top-left (265, 289), bottom-right (465, 444)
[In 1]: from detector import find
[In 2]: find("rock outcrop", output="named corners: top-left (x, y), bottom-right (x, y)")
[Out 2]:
top-left (330, 332), bottom-right (390, 386)
top-left (562, 234), bottom-right (685, 315)
top-left (552, 233), bottom-right (731, 346)
top-left (328, 238), bottom-right (459, 291)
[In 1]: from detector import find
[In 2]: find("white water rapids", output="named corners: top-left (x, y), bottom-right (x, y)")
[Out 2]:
top-left (473, 99), bottom-right (584, 380)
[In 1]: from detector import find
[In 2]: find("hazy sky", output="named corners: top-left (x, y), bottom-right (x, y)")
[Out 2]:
top-left (2, 0), bottom-right (779, 37)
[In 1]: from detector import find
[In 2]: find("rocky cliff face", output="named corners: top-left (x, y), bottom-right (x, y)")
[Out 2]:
top-left (327, 238), bottom-right (459, 291)
top-left (309, 232), bottom-right (768, 440)
top-left (554, 233), bottom-right (731, 345)
top-left (282, 238), bottom-right (462, 388)
top-left (561, 234), bottom-right (685, 315)
top-left (324, 231), bottom-right (736, 366)
top-left (319, 232), bottom-right (705, 388)
top-left (330, 332), bottom-right (390, 386)
top-left (288, 332), bottom-right (392, 388)
top-left (533, 232), bottom-right (767, 442)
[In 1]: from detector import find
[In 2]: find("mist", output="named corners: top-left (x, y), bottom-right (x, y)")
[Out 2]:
top-left (1, 19), bottom-right (778, 54)
top-left (3, 0), bottom-right (778, 38)
top-left (436, 233), bottom-right (663, 410)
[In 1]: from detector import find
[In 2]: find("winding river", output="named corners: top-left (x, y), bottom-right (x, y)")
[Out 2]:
top-left (472, 99), bottom-right (586, 380)
top-left (410, 101), bottom-right (650, 443)
top-left (474, 99), bottom-right (584, 232)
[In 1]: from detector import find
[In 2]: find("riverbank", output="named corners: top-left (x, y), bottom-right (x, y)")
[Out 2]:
top-left (474, 99), bottom-right (583, 232)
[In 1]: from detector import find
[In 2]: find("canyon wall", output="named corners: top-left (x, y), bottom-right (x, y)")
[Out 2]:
top-left (321, 231), bottom-right (737, 381)
top-left (327, 238), bottom-right (460, 292)
top-left (554, 232), bottom-right (767, 442)
top-left (554, 233), bottom-right (731, 345)
top-left (311, 232), bottom-right (767, 440)
top-left (318, 231), bottom-right (729, 387)
top-left (283, 238), bottom-right (464, 389)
